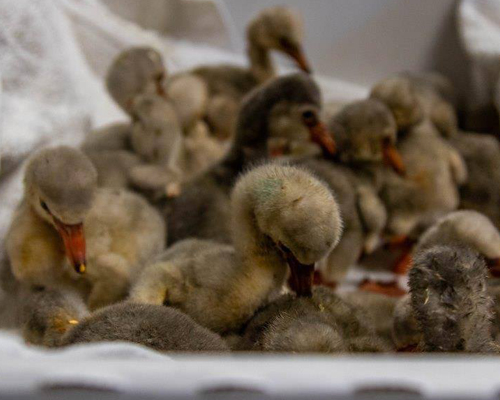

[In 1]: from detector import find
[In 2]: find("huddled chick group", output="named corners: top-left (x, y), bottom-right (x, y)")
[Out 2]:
top-left (4, 6), bottom-right (500, 356)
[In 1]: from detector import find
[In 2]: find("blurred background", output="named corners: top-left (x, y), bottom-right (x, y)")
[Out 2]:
top-left (224, 0), bottom-right (466, 91)
top-left (103, 0), bottom-right (467, 97)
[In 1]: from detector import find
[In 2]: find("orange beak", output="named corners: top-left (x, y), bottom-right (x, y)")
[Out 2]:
top-left (54, 219), bottom-right (86, 274)
top-left (284, 45), bottom-right (312, 74)
top-left (308, 121), bottom-right (336, 156)
top-left (382, 139), bottom-right (406, 176)
top-left (288, 261), bottom-right (314, 297)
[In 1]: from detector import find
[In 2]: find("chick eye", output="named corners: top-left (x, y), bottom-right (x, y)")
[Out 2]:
top-left (155, 70), bottom-right (165, 82)
top-left (279, 37), bottom-right (294, 51)
top-left (301, 110), bottom-right (318, 126)
top-left (40, 201), bottom-right (50, 213)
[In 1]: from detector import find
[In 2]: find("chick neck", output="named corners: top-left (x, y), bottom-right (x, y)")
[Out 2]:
top-left (231, 179), bottom-right (289, 287)
top-left (247, 39), bottom-right (275, 83)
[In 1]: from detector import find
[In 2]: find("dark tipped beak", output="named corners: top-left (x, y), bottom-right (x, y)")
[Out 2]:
top-left (382, 139), bottom-right (406, 176)
top-left (54, 219), bottom-right (86, 274)
top-left (289, 261), bottom-right (315, 297)
top-left (487, 258), bottom-right (500, 277)
top-left (308, 122), bottom-right (336, 156)
top-left (284, 45), bottom-right (312, 74)
top-left (279, 244), bottom-right (314, 297)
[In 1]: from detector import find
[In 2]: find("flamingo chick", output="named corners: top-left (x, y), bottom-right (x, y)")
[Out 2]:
top-left (130, 163), bottom-right (343, 333)
top-left (6, 146), bottom-right (165, 310)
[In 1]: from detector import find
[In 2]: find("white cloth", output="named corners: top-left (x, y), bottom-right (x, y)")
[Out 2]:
top-left (0, 330), bottom-right (170, 361)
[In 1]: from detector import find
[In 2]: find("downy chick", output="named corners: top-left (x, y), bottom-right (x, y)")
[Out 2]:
top-left (237, 286), bottom-right (388, 353)
top-left (6, 146), bottom-right (165, 310)
top-left (130, 163), bottom-right (342, 333)
top-left (327, 99), bottom-right (404, 249)
top-left (388, 210), bottom-right (500, 277)
top-left (129, 93), bottom-right (227, 198)
top-left (84, 94), bottom-right (184, 192)
top-left (63, 303), bottom-right (229, 352)
top-left (21, 287), bottom-right (228, 352)
top-left (127, 93), bottom-right (184, 197)
top-left (301, 99), bottom-right (404, 283)
top-left (379, 120), bottom-right (467, 237)
top-left (415, 210), bottom-right (500, 271)
top-left (409, 246), bottom-right (498, 353)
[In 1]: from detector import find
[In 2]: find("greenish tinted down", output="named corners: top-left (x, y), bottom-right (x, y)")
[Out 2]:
top-left (255, 178), bottom-right (283, 201)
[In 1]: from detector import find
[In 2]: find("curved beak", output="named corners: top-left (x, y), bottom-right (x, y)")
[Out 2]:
top-left (54, 219), bottom-right (86, 274)
top-left (487, 258), bottom-right (500, 278)
top-left (279, 244), bottom-right (314, 297)
top-left (284, 44), bottom-right (312, 74)
top-left (382, 139), bottom-right (406, 176)
top-left (308, 121), bottom-right (336, 156)
top-left (289, 261), bottom-right (315, 297)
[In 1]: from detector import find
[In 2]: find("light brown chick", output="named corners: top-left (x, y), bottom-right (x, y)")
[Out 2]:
top-left (6, 146), bottom-right (166, 310)
top-left (130, 163), bottom-right (342, 334)
top-left (380, 120), bottom-right (467, 236)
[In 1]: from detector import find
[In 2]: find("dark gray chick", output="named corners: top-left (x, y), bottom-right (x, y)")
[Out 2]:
top-left (62, 302), bottom-right (229, 352)
top-left (237, 286), bottom-right (389, 353)
top-left (409, 246), bottom-right (498, 353)
top-left (21, 287), bottom-right (229, 352)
